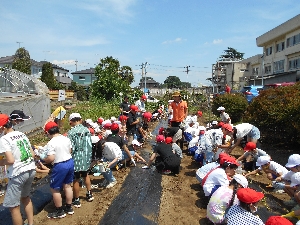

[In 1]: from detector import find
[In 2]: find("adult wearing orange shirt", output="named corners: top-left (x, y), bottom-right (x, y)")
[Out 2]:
top-left (169, 91), bottom-right (188, 127)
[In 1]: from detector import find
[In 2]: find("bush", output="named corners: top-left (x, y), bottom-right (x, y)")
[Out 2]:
top-left (243, 82), bottom-right (300, 145)
top-left (212, 93), bottom-right (248, 123)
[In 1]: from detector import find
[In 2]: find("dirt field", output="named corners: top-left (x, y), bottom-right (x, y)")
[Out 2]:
top-left (2, 120), bottom-right (298, 225)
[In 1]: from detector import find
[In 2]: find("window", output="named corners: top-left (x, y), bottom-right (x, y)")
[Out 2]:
top-left (266, 46), bottom-right (272, 56)
top-left (276, 42), bottom-right (285, 52)
top-left (252, 67), bottom-right (259, 75)
top-left (286, 33), bottom-right (300, 48)
top-left (264, 65), bottom-right (271, 74)
top-left (288, 58), bottom-right (300, 70)
top-left (274, 60), bottom-right (284, 74)
top-left (79, 76), bottom-right (85, 80)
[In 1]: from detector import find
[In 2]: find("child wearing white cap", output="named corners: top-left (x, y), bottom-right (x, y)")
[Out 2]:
top-left (245, 156), bottom-right (288, 192)
top-left (217, 106), bottom-right (231, 125)
top-left (207, 174), bottom-right (248, 224)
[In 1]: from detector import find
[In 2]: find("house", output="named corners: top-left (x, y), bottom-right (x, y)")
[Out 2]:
top-left (138, 78), bottom-right (160, 89)
top-left (0, 55), bottom-right (72, 87)
top-left (255, 14), bottom-right (300, 84)
top-left (71, 68), bottom-right (96, 86)
top-left (240, 54), bottom-right (263, 86)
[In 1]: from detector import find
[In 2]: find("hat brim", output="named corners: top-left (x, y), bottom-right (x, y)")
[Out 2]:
top-left (290, 182), bottom-right (299, 187)
top-left (19, 116), bottom-right (31, 120)
top-left (285, 162), bottom-right (298, 168)
top-left (172, 94), bottom-right (180, 97)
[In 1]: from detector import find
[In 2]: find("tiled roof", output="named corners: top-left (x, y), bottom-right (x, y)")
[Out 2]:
top-left (71, 68), bottom-right (95, 74)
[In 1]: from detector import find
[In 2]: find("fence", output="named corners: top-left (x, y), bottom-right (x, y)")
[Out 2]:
top-left (48, 90), bottom-right (75, 100)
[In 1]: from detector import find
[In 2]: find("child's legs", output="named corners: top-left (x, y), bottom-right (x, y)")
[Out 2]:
top-left (83, 173), bottom-right (92, 192)
top-left (10, 205), bottom-right (22, 225)
top-left (63, 183), bottom-right (73, 204)
top-left (294, 191), bottom-right (300, 204)
top-left (285, 186), bottom-right (296, 198)
top-left (51, 188), bottom-right (63, 207)
top-left (134, 152), bottom-right (146, 163)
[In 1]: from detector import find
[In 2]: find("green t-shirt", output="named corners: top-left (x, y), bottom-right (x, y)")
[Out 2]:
top-left (68, 124), bottom-right (92, 172)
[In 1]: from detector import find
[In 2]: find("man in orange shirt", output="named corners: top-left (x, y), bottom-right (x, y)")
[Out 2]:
top-left (169, 91), bottom-right (188, 127)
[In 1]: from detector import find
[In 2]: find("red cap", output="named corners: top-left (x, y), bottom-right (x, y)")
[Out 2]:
top-left (197, 111), bottom-right (202, 117)
top-left (0, 114), bottom-right (9, 127)
top-left (219, 153), bottom-right (230, 165)
top-left (165, 137), bottom-right (173, 144)
top-left (103, 123), bottom-right (112, 129)
top-left (222, 124), bottom-right (233, 132)
top-left (44, 121), bottom-right (58, 132)
top-left (143, 112), bottom-right (152, 122)
top-left (110, 123), bottom-right (119, 131)
top-left (265, 216), bottom-right (293, 225)
top-left (244, 142), bottom-right (256, 151)
top-left (97, 118), bottom-right (104, 124)
top-left (156, 135), bottom-right (165, 142)
top-left (141, 95), bottom-right (147, 100)
top-left (88, 127), bottom-right (95, 135)
top-left (237, 188), bottom-right (264, 204)
top-left (119, 115), bottom-right (128, 121)
top-left (130, 105), bottom-right (139, 112)
top-left (158, 127), bottom-right (165, 135)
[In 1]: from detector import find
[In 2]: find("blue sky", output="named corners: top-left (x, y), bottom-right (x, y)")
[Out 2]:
top-left (1, 0), bottom-right (300, 88)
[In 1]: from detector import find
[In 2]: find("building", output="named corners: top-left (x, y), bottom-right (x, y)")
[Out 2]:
top-left (256, 14), bottom-right (300, 84)
top-left (211, 59), bottom-right (247, 92)
top-left (138, 78), bottom-right (160, 89)
top-left (0, 55), bottom-right (72, 87)
top-left (71, 68), bottom-right (96, 86)
top-left (240, 54), bottom-right (263, 86)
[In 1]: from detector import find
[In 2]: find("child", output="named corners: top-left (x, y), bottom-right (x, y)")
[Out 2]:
top-left (42, 121), bottom-right (74, 219)
top-left (165, 137), bottom-right (183, 159)
top-left (245, 155), bottom-right (288, 185)
top-left (236, 142), bottom-right (269, 172)
top-left (0, 114), bottom-right (36, 225)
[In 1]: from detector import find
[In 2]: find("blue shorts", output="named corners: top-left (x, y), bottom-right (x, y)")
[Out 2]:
top-left (210, 185), bottom-right (221, 197)
top-left (271, 173), bottom-right (278, 180)
top-left (248, 126), bottom-right (260, 140)
top-left (50, 159), bottom-right (74, 190)
top-left (121, 150), bottom-right (135, 160)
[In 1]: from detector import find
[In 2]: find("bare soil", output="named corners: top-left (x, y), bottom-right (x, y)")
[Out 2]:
top-left (2, 120), bottom-right (297, 225)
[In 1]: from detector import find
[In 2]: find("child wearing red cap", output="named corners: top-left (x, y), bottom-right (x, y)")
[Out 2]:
top-left (143, 135), bottom-right (181, 174)
top-left (265, 216), bottom-right (293, 225)
top-left (0, 114), bottom-right (36, 225)
top-left (126, 105), bottom-right (140, 145)
top-left (236, 142), bottom-right (269, 172)
top-left (226, 188), bottom-right (264, 225)
top-left (42, 121), bottom-right (75, 219)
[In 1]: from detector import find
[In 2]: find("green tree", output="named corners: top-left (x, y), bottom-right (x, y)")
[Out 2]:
top-left (91, 56), bottom-right (132, 100)
top-left (220, 47), bottom-right (244, 60)
top-left (41, 62), bottom-right (56, 89)
top-left (181, 82), bottom-right (192, 88)
top-left (164, 76), bottom-right (182, 89)
top-left (12, 48), bottom-right (31, 74)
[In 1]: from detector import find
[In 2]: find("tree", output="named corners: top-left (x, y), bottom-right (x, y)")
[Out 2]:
top-left (41, 62), bottom-right (56, 89)
top-left (181, 82), bottom-right (192, 88)
top-left (220, 47), bottom-right (244, 60)
top-left (91, 56), bottom-right (132, 100)
top-left (164, 76), bottom-right (182, 89)
top-left (12, 47), bottom-right (31, 74)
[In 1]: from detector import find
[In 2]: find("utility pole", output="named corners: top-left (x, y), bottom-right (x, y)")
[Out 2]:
top-left (184, 65), bottom-right (190, 74)
top-left (16, 41), bottom-right (23, 48)
top-left (140, 62), bottom-right (149, 94)
top-left (75, 59), bottom-right (78, 71)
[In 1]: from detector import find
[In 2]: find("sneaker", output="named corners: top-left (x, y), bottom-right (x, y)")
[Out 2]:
top-left (47, 209), bottom-right (66, 219)
top-left (72, 198), bottom-right (81, 208)
top-left (100, 179), bottom-right (108, 187)
top-left (162, 170), bottom-right (171, 174)
top-left (86, 192), bottom-right (94, 202)
top-left (63, 206), bottom-right (74, 215)
top-left (273, 189), bottom-right (285, 193)
top-left (106, 181), bottom-right (117, 189)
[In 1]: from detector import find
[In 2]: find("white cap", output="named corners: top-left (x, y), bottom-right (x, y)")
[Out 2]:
top-left (102, 120), bottom-right (111, 126)
top-left (199, 126), bottom-right (206, 131)
top-left (290, 172), bottom-right (300, 187)
top-left (110, 116), bottom-right (117, 122)
top-left (285, 154), bottom-right (300, 168)
top-left (212, 121), bottom-right (218, 125)
top-left (69, 113), bottom-right (81, 121)
top-left (217, 106), bottom-right (225, 111)
top-left (233, 174), bottom-right (248, 188)
top-left (85, 119), bottom-right (93, 124)
top-left (132, 139), bottom-right (142, 146)
top-left (256, 155), bottom-right (271, 167)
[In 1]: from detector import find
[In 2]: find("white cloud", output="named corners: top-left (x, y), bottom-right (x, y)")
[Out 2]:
top-left (213, 39), bottom-right (223, 44)
top-left (162, 38), bottom-right (186, 45)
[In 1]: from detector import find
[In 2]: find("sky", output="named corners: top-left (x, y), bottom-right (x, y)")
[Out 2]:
top-left (1, 0), bottom-right (300, 88)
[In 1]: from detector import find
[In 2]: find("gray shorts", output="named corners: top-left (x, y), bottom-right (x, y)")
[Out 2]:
top-left (3, 169), bottom-right (36, 208)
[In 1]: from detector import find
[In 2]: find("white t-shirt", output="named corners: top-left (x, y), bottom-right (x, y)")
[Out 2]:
top-left (196, 162), bottom-right (219, 180)
top-left (103, 142), bottom-right (122, 161)
top-left (188, 136), bottom-right (199, 149)
top-left (207, 185), bottom-right (239, 224)
top-left (235, 123), bottom-right (253, 139)
top-left (283, 171), bottom-right (294, 181)
top-left (135, 100), bottom-right (145, 112)
top-left (220, 112), bottom-right (231, 124)
top-left (258, 161), bottom-right (289, 176)
top-left (203, 167), bottom-right (229, 196)
top-left (45, 135), bottom-right (72, 164)
top-left (205, 129), bottom-right (223, 147)
top-left (0, 131), bottom-right (35, 178)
